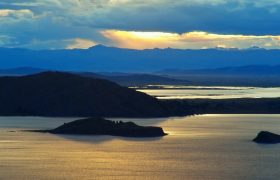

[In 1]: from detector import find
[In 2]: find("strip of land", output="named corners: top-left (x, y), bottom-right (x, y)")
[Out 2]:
top-left (162, 98), bottom-right (280, 115)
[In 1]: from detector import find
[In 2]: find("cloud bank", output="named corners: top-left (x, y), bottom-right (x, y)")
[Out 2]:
top-left (101, 30), bottom-right (280, 49)
top-left (0, 0), bottom-right (280, 49)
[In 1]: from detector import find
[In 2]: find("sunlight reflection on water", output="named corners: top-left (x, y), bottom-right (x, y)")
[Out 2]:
top-left (137, 86), bottom-right (280, 99)
top-left (0, 115), bottom-right (280, 179)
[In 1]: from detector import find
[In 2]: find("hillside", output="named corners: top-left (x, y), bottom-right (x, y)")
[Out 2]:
top-left (0, 67), bottom-right (190, 87)
top-left (0, 72), bottom-right (171, 117)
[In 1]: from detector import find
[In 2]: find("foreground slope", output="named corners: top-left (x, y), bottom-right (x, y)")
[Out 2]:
top-left (0, 72), bottom-right (169, 117)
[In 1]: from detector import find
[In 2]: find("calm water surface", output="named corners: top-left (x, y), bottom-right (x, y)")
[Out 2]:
top-left (1, 115), bottom-right (280, 179)
top-left (136, 86), bottom-right (280, 99)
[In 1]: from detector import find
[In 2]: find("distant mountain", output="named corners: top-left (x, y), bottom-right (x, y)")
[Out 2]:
top-left (156, 65), bottom-right (280, 87)
top-left (1, 46), bottom-right (280, 72)
top-left (158, 65), bottom-right (280, 76)
top-left (0, 67), bottom-right (46, 76)
top-left (2, 65), bottom-right (280, 87)
top-left (80, 72), bottom-right (190, 86)
top-left (0, 72), bottom-right (173, 117)
top-left (0, 67), bottom-right (191, 86)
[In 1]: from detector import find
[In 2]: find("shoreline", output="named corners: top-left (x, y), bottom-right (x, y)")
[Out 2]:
top-left (1, 97), bottom-right (280, 118)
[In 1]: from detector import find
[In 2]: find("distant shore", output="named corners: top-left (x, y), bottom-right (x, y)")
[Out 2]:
top-left (162, 98), bottom-right (280, 115)
top-left (1, 98), bottom-right (280, 117)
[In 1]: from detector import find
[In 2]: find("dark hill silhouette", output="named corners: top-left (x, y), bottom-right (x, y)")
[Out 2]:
top-left (253, 131), bottom-right (280, 144)
top-left (0, 72), bottom-right (171, 117)
top-left (0, 67), bottom-right (190, 86)
top-left (2, 71), bottom-right (280, 117)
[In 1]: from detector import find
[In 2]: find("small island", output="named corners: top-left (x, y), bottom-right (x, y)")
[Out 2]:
top-left (253, 131), bottom-right (280, 144)
top-left (33, 117), bottom-right (167, 138)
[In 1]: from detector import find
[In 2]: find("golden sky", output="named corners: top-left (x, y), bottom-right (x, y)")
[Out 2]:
top-left (1, 0), bottom-right (280, 49)
top-left (100, 30), bottom-right (280, 49)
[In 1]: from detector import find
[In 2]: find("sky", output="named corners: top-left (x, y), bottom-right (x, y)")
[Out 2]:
top-left (1, 0), bottom-right (280, 50)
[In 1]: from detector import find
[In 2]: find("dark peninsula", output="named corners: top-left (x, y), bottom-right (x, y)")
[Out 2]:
top-left (36, 117), bottom-right (167, 137)
top-left (253, 131), bottom-right (280, 144)
top-left (0, 71), bottom-right (177, 117)
top-left (2, 71), bottom-right (280, 117)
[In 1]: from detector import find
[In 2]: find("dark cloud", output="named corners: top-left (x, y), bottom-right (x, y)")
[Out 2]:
top-left (79, 1), bottom-right (280, 35)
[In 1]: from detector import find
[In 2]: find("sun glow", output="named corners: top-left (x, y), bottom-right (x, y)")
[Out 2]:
top-left (101, 30), bottom-right (180, 49)
top-left (101, 30), bottom-right (280, 50)
top-left (128, 31), bottom-right (176, 39)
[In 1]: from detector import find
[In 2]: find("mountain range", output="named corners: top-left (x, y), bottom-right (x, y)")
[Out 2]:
top-left (79, 72), bottom-right (190, 86)
top-left (1, 45), bottom-right (280, 72)
top-left (0, 67), bottom-right (190, 86)
top-left (158, 65), bottom-right (280, 76)
top-left (1, 65), bottom-right (280, 87)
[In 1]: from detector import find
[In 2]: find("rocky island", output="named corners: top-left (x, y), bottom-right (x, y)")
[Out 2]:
top-left (253, 131), bottom-right (280, 144)
top-left (34, 117), bottom-right (167, 138)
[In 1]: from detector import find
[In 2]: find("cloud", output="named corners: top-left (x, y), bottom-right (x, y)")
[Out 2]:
top-left (101, 30), bottom-right (280, 49)
top-left (66, 38), bottom-right (97, 49)
top-left (0, 9), bottom-right (34, 18)
top-left (0, 35), bottom-right (17, 46)
top-left (10, 38), bottom-right (97, 50)
top-left (3, 0), bottom-right (280, 35)
top-left (63, 0), bottom-right (280, 35)
top-left (13, 38), bottom-right (70, 50)
top-left (1, 0), bottom-right (280, 49)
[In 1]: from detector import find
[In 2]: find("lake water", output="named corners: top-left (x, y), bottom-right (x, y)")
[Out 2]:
top-left (136, 86), bottom-right (280, 99)
top-left (1, 115), bottom-right (280, 179)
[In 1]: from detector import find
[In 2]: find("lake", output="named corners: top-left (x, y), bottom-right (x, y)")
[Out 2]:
top-left (1, 115), bottom-right (280, 179)
top-left (136, 85), bottom-right (280, 99)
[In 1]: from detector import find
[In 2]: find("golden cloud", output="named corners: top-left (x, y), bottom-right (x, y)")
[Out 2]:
top-left (66, 38), bottom-right (97, 49)
top-left (0, 9), bottom-right (33, 17)
top-left (101, 30), bottom-right (280, 49)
